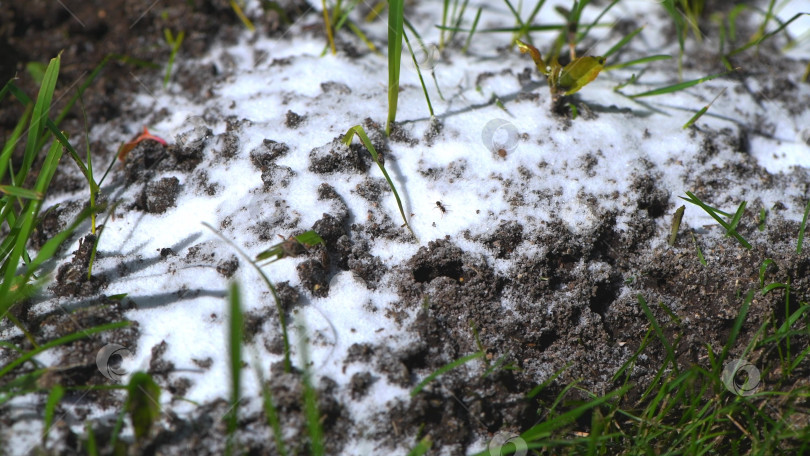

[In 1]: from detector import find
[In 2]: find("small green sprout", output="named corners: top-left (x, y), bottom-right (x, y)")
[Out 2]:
top-left (515, 39), bottom-right (605, 104)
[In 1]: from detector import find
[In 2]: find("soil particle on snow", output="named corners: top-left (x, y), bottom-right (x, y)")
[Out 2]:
top-left (53, 233), bottom-right (108, 297)
top-left (215, 255), bottom-right (239, 278)
top-left (259, 162), bottom-right (296, 189)
top-left (139, 176), bottom-right (180, 214)
top-left (348, 371), bottom-right (375, 399)
top-left (284, 110), bottom-right (306, 129)
top-left (484, 220), bottom-right (524, 259)
top-left (297, 258), bottom-right (330, 297)
top-left (309, 137), bottom-right (370, 174)
top-left (275, 281), bottom-right (302, 313)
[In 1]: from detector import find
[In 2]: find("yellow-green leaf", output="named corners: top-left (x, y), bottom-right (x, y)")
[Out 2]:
top-left (559, 56), bottom-right (606, 95)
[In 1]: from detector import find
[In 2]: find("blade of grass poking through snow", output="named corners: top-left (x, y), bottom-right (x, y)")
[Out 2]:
top-left (718, 290), bottom-right (754, 368)
top-left (411, 351), bottom-right (483, 396)
top-left (407, 436), bottom-right (432, 456)
top-left (125, 372), bottom-right (161, 443)
top-left (298, 323), bottom-right (324, 456)
top-left (0, 134), bottom-right (63, 310)
top-left (727, 13), bottom-right (808, 58)
top-left (577, 0), bottom-right (620, 45)
top-left (321, 0), bottom-right (336, 55)
top-left (251, 351), bottom-right (288, 456)
top-left (202, 222), bottom-right (292, 373)
top-left (163, 29), bottom-right (185, 88)
top-left (42, 385), bottom-right (65, 447)
top-left (16, 53), bottom-right (59, 185)
top-left (403, 18), bottom-right (444, 101)
top-left (603, 55), bottom-right (671, 72)
top-left (386, 0), bottom-right (404, 135)
top-left (225, 281), bottom-right (243, 456)
top-left (0, 99), bottom-right (32, 186)
top-left (669, 205), bottom-right (685, 246)
top-left (462, 7), bottom-right (482, 53)
top-left (683, 87), bottom-right (728, 129)
top-left (628, 69), bottom-right (735, 98)
top-left (0, 321), bottom-right (130, 379)
top-left (342, 125), bottom-right (415, 238)
top-left (401, 30), bottom-right (434, 117)
top-left (637, 294), bottom-right (677, 374)
top-left (602, 26), bottom-right (644, 59)
top-left (680, 192), bottom-right (751, 249)
top-left (520, 385), bottom-right (631, 443)
top-left (690, 232), bottom-right (707, 266)
top-left (797, 199), bottom-right (810, 254)
top-left (230, 0), bottom-right (255, 31)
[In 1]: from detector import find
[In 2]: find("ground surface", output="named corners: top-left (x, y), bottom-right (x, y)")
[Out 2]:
top-left (1, 0), bottom-right (810, 455)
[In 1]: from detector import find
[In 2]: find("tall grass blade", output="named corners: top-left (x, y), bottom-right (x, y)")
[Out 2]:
top-left (629, 69), bottom-right (734, 98)
top-left (225, 281), bottom-right (243, 456)
top-left (298, 322), bottom-right (324, 456)
top-left (386, 0), bottom-right (404, 135)
top-left (42, 385), bottom-right (65, 446)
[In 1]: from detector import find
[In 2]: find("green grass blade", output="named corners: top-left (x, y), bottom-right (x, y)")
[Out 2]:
top-left (577, 0), bottom-right (619, 44)
top-left (343, 125), bottom-right (415, 238)
top-left (298, 322), bottom-right (324, 456)
top-left (727, 12), bottom-right (808, 58)
top-left (629, 69), bottom-right (734, 98)
top-left (798, 199), bottom-right (810, 254)
top-left (225, 281), bottom-right (243, 456)
top-left (680, 192), bottom-right (751, 249)
top-left (669, 205), bottom-right (685, 246)
top-left (16, 54), bottom-right (59, 187)
top-left (0, 97), bottom-right (33, 182)
top-left (126, 372), bottom-right (161, 442)
top-left (462, 7), bottom-right (482, 53)
top-left (637, 294), bottom-right (676, 372)
top-left (603, 26), bottom-right (643, 59)
top-left (522, 385), bottom-right (630, 441)
top-left (0, 186), bottom-right (42, 200)
top-left (411, 351), bottom-right (483, 396)
top-left (407, 436), bottom-right (432, 455)
top-left (718, 289), bottom-right (754, 367)
top-left (0, 321), bottom-right (131, 379)
top-left (252, 351), bottom-right (288, 456)
top-left (0, 138), bottom-right (63, 310)
top-left (402, 30), bottom-right (435, 117)
top-left (386, 0), bottom-right (404, 135)
top-left (604, 55), bottom-right (671, 72)
top-left (42, 385), bottom-right (65, 446)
